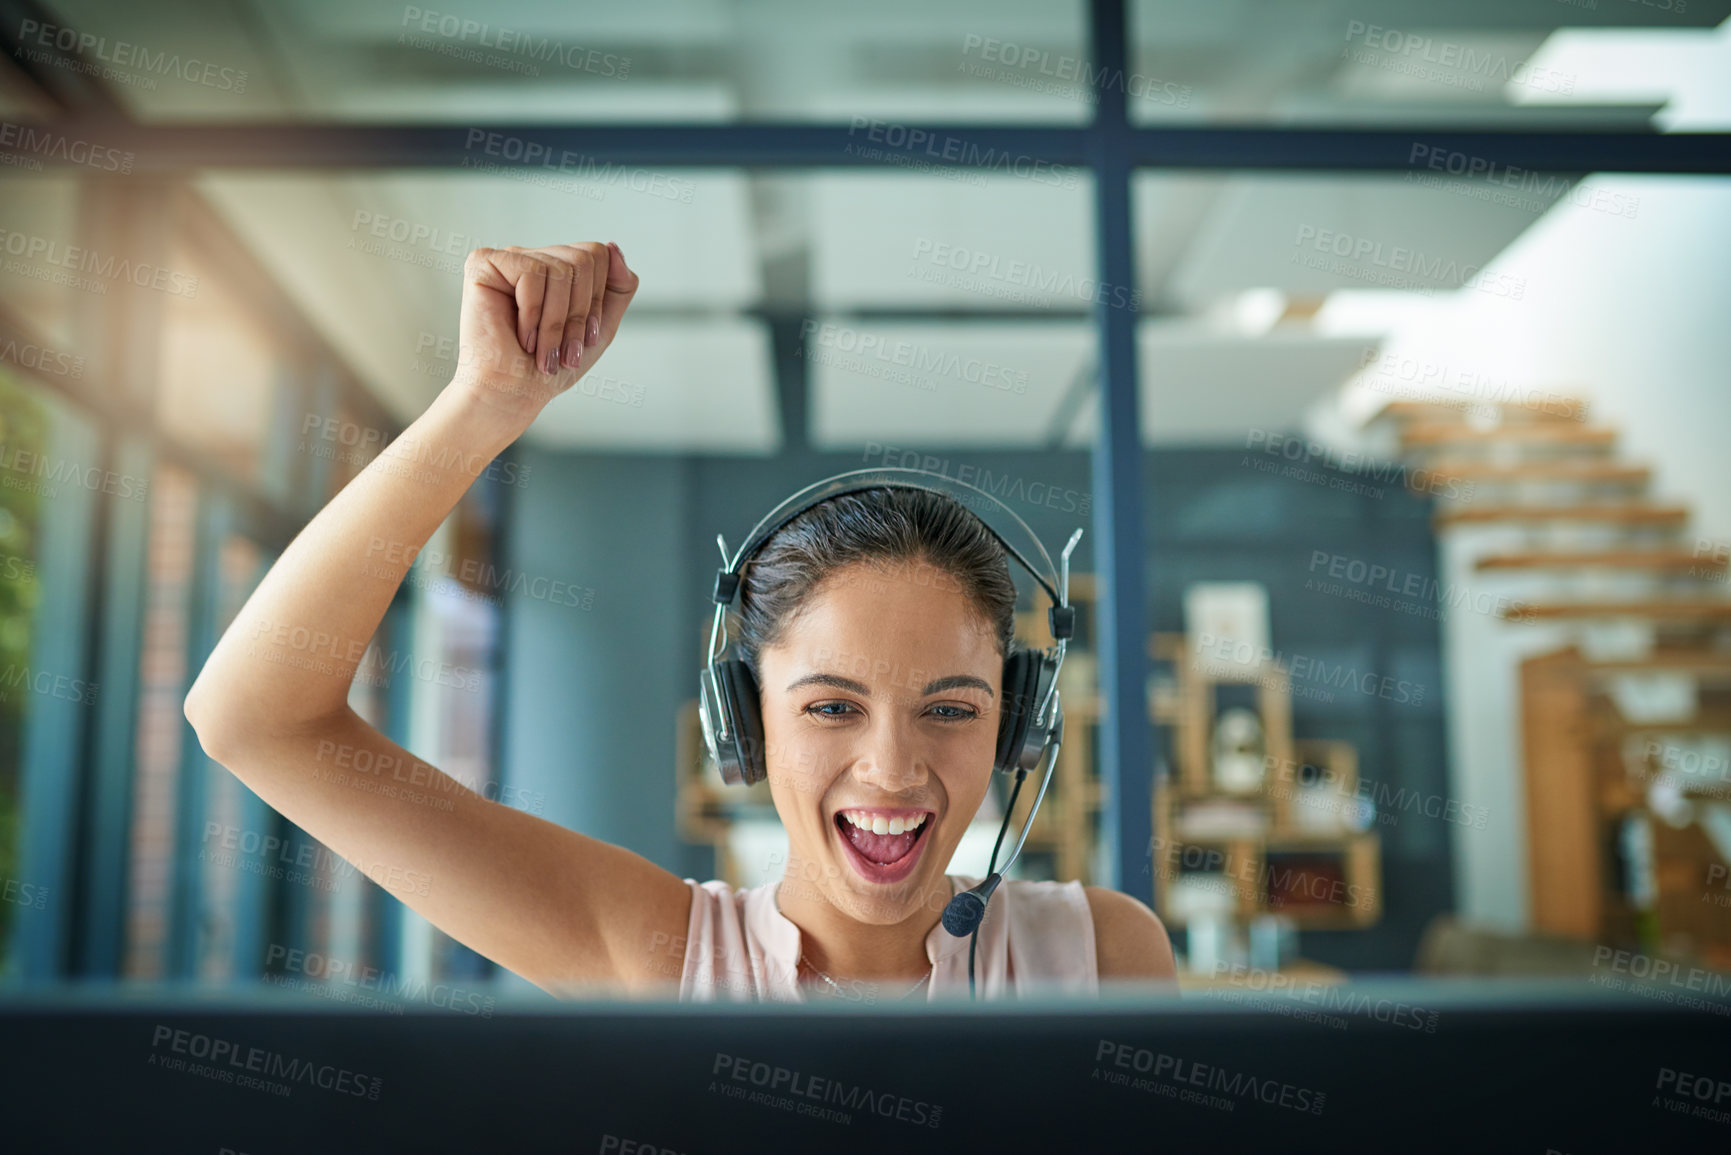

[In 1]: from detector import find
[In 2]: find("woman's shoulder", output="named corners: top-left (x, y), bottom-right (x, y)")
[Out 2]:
top-left (1075, 885), bottom-right (1179, 982)
top-left (676, 877), bottom-right (801, 1001)
top-left (993, 879), bottom-right (1174, 949)
top-left (680, 875), bottom-right (791, 939)
top-left (998, 875), bottom-right (1088, 896)
top-left (683, 876), bottom-right (744, 898)
top-left (680, 876), bottom-right (762, 917)
top-left (988, 875), bottom-right (1167, 932)
top-left (675, 877), bottom-right (780, 961)
top-left (998, 876), bottom-right (1095, 933)
top-left (987, 878), bottom-right (1176, 982)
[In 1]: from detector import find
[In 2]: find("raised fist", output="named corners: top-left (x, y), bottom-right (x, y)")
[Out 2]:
top-left (452, 241), bottom-right (639, 424)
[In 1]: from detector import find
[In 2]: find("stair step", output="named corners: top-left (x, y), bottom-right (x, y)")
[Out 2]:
top-left (1583, 650), bottom-right (1731, 675)
top-left (1436, 504), bottom-right (1690, 528)
top-left (1402, 424), bottom-right (1618, 449)
top-left (1423, 461), bottom-right (1651, 485)
top-left (1376, 397), bottom-right (1587, 424)
top-left (1477, 549), bottom-right (1728, 573)
top-left (1502, 600), bottom-right (1731, 623)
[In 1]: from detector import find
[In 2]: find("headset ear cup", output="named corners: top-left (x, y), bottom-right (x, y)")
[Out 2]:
top-left (718, 660), bottom-right (766, 786)
top-left (1018, 656), bottom-right (1060, 771)
top-left (698, 664), bottom-right (741, 786)
top-left (995, 650), bottom-right (1060, 774)
top-left (995, 651), bottom-right (1036, 774)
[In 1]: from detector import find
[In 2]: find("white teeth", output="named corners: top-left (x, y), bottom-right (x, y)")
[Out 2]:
top-left (840, 810), bottom-right (929, 834)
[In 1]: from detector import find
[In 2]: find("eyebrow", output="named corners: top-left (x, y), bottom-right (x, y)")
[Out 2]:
top-left (786, 672), bottom-right (995, 698)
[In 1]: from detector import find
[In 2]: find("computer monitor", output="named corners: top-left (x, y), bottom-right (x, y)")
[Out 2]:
top-left (1, 981), bottom-right (1725, 1153)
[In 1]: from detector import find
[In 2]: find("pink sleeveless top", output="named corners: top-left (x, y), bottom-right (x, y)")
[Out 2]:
top-left (677, 873), bottom-right (1098, 1002)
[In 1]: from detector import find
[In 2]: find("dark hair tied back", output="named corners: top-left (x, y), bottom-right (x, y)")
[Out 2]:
top-left (734, 487), bottom-right (1018, 679)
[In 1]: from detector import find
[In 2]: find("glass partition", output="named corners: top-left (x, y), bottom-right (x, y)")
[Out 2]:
top-left (0, 0), bottom-right (1724, 1033)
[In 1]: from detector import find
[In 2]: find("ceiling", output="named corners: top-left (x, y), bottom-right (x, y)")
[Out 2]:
top-left (5, 2), bottom-right (1727, 453)
top-left (180, 158), bottom-right (1617, 451)
top-left (26, 0), bottom-right (1730, 124)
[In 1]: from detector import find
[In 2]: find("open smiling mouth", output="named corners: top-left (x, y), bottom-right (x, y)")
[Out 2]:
top-left (832, 810), bottom-right (934, 884)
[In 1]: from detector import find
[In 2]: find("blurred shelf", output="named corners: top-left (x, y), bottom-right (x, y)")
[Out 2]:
top-left (1503, 600), bottom-right (1731, 623)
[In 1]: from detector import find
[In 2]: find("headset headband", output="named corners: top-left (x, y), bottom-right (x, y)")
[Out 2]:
top-left (716, 468), bottom-right (1067, 609)
top-left (708, 467), bottom-right (1080, 649)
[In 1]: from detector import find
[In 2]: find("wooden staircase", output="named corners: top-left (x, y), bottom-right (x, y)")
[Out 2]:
top-left (1369, 394), bottom-right (1731, 963)
top-left (1371, 396), bottom-right (1731, 629)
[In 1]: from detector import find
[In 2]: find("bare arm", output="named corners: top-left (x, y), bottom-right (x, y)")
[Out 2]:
top-left (185, 242), bottom-right (690, 994)
top-left (1086, 886), bottom-right (1180, 988)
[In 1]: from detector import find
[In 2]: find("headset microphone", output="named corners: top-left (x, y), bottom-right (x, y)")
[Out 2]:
top-left (940, 883), bottom-right (994, 938)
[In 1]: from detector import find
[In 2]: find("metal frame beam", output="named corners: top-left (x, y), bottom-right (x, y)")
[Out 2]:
top-left (3, 123), bottom-right (1727, 174)
top-left (1088, 0), bottom-right (1152, 900)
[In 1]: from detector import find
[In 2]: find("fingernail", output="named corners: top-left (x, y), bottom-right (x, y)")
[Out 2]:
top-left (542, 346), bottom-right (558, 375)
top-left (585, 314), bottom-right (601, 346)
top-left (525, 329), bottom-right (537, 356)
top-left (609, 240), bottom-right (625, 264)
top-left (562, 335), bottom-right (581, 367)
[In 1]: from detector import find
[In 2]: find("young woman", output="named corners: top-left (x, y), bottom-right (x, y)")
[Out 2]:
top-left (184, 241), bottom-right (1177, 1003)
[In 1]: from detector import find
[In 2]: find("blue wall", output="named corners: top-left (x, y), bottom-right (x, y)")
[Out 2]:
top-left (499, 451), bottom-right (702, 880)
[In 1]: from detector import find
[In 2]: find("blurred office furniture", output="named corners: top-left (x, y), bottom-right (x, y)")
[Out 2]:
top-left (1412, 914), bottom-right (1607, 977)
top-left (1409, 914), bottom-right (1731, 988)
top-left (1149, 631), bottom-right (1383, 937)
top-left (1175, 956), bottom-right (1347, 993)
top-left (1411, 914), bottom-right (1617, 977)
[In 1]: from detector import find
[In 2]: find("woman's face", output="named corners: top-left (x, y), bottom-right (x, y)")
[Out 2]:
top-left (757, 557), bottom-right (1003, 926)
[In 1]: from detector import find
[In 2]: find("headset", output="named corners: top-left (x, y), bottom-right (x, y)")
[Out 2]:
top-left (697, 466), bottom-right (1084, 998)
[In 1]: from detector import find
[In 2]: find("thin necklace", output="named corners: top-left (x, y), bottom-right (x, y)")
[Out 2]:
top-left (799, 951), bottom-right (933, 1002)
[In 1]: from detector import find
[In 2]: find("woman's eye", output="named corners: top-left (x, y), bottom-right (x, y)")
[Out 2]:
top-left (804, 702), bottom-right (976, 722)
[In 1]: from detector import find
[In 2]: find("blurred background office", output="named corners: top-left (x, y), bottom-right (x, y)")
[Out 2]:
top-left (1, 0), bottom-right (1728, 1007)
